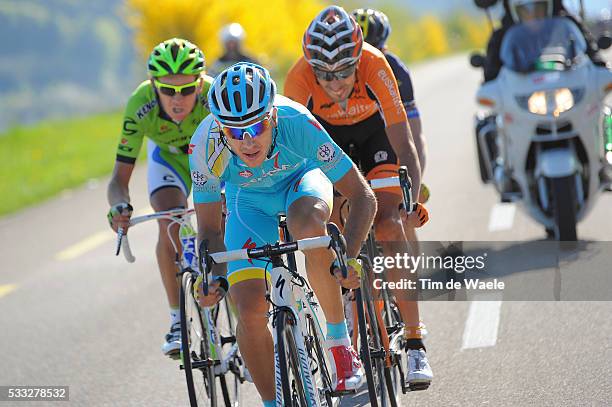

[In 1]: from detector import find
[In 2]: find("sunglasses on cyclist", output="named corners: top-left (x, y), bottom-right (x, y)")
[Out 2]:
top-left (312, 64), bottom-right (357, 82)
top-left (219, 115), bottom-right (274, 141)
top-left (154, 78), bottom-right (200, 97)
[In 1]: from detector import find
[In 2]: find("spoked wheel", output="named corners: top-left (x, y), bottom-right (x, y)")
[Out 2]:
top-left (354, 288), bottom-right (380, 407)
top-left (276, 309), bottom-right (310, 407)
top-left (306, 315), bottom-right (338, 407)
top-left (212, 297), bottom-right (243, 407)
top-left (180, 271), bottom-right (217, 407)
top-left (384, 299), bottom-right (408, 397)
top-left (360, 264), bottom-right (398, 407)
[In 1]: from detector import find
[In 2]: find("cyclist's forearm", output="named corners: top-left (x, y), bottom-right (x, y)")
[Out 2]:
top-left (386, 122), bottom-right (422, 200)
top-left (107, 178), bottom-right (130, 206)
top-left (343, 194), bottom-right (377, 258)
top-left (408, 117), bottom-right (426, 172)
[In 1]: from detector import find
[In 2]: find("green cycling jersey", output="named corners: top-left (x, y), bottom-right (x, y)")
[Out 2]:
top-left (116, 76), bottom-right (214, 164)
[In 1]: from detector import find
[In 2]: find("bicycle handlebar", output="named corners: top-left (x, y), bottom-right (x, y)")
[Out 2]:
top-left (209, 235), bottom-right (331, 265)
top-left (368, 166), bottom-right (415, 214)
top-left (115, 208), bottom-right (195, 262)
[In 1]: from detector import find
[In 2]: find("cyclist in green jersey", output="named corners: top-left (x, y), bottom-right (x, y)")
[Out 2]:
top-left (107, 38), bottom-right (213, 357)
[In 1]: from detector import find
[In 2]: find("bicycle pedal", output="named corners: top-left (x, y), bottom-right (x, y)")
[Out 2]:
top-left (408, 382), bottom-right (430, 392)
top-left (329, 389), bottom-right (356, 397)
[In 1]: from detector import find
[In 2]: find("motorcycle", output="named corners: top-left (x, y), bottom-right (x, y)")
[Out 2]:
top-left (470, 15), bottom-right (612, 241)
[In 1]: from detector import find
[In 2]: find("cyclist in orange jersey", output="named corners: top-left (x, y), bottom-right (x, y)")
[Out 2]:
top-left (285, 5), bottom-right (432, 389)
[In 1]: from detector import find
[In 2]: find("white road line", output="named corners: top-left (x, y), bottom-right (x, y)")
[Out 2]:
top-left (55, 206), bottom-right (155, 261)
top-left (461, 293), bottom-right (503, 350)
top-left (0, 284), bottom-right (18, 298)
top-left (488, 203), bottom-right (516, 232)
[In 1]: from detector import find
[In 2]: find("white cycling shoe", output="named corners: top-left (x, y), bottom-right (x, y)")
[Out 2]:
top-left (406, 348), bottom-right (433, 391)
top-left (162, 321), bottom-right (181, 358)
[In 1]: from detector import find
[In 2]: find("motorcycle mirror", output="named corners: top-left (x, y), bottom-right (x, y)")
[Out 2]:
top-left (597, 35), bottom-right (612, 50)
top-left (470, 53), bottom-right (486, 68)
top-left (474, 0), bottom-right (498, 9)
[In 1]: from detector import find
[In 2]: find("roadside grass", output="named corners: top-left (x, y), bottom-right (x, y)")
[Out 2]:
top-left (0, 112), bottom-right (139, 216)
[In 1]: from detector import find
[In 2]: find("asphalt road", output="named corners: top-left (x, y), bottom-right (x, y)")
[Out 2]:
top-left (1, 53), bottom-right (611, 406)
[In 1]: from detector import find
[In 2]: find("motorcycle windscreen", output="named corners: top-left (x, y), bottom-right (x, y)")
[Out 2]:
top-left (500, 17), bottom-right (587, 73)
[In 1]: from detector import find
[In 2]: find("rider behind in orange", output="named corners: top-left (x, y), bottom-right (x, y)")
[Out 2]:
top-left (285, 5), bottom-right (432, 389)
top-left (353, 7), bottom-right (429, 252)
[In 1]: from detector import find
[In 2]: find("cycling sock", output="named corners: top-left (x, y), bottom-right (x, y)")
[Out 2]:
top-left (170, 307), bottom-right (180, 325)
top-left (405, 338), bottom-right (426, 352)
top-left (326, 321), bottom-right (349, 342)
top-left (262, 400), bottom-right (275, 407)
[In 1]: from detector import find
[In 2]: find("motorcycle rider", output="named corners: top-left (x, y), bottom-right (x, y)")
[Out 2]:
top-left (208, 23), bottom-right (259, 77)
top-left (483, 0), bottom-right (607, 83)
top-left (476, 0), bottom-right (610, 195)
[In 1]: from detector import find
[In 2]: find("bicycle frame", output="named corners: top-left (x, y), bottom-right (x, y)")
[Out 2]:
top-left (204, 227), bottom-right (348, 407)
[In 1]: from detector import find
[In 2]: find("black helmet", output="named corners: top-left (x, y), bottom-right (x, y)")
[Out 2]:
top-left (352, 8), bottom-right (391, 50)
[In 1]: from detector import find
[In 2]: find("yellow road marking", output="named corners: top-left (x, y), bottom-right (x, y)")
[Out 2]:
top-left (0, 284), bottom-right (17, 298)
top-left (55, 206), bottom-right (154, 261)
top-left (56, 231), bottom-right (114, 261)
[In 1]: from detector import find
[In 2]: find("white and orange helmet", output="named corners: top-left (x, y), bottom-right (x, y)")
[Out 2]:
top-left (302, 6), bottom-right (363, 71)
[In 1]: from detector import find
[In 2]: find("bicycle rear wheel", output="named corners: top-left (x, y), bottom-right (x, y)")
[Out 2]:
top-left (276, 309), bottom-right (310, 407)
top-left (180, 271), bottom-right (217, 407)
top-left (306, 314), bottom-right (337, 406)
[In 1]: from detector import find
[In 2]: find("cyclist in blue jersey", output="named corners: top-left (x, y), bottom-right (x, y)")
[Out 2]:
top-left (189, 62), bottom-right (377, 405)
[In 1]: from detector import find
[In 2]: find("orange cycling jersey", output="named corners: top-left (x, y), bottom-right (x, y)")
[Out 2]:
top-left (284, 42), bottom-right (407, 127)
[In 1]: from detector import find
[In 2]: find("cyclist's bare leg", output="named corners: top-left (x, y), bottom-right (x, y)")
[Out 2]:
top-left (230, 279), bottom-right (274, 400)
top-left (287, 196), bottom-right (344, 324)
top-left (150, 187), bottom-right (188, 308)
top-left (373, 191), bottom-right (421, 330)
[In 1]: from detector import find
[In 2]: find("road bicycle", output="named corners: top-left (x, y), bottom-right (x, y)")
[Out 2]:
top-left (115, 208), bottom-right (244, 407)
top-left (342, 166), bottom-right (427, 407)
top-left (199, 219), bottom-right (352, 407)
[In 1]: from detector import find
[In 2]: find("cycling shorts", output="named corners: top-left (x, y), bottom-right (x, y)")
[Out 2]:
top-left (147, 140), bottom-right (191, 197)
top-left (224, 167), bottom-right (333, 286)
top-left (318, 113), bottom-right (401, 196)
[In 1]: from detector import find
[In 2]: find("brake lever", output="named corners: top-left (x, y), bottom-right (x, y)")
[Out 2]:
top-left (115, 227), bottom-right (125, 256)
top-left (398, 166), bottom-right (415, 215)
top-left (198, 239), bottom-right (211, 296)
top-left (326, 223), bottom-right (349, 278)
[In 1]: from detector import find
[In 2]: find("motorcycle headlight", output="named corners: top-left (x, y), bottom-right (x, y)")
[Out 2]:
top-left (516, 88), bottom-right (584, 116)
top-left (553, 88), bottom-right (574, 116)
top-left (527, 91), bottom-right (548, 115)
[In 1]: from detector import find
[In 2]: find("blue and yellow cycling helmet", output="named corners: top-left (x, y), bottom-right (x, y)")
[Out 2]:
top-left (207, 62), bottom-right (276, 127)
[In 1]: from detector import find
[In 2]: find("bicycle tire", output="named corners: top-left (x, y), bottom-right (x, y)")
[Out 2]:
top-left (354, 288), bottom-right (379, 407)
top-left (213, 298), bottom-right (242, 407)
top-left (276, 309), bottom-right (309, 407)
top-left (180, 271), bottom-right (217, 407)
top-left (360, 266), bottom-right (397, 407)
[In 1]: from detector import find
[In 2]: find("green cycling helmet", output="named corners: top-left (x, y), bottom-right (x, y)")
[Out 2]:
top-left (147, 38), bottom-right (206, 77)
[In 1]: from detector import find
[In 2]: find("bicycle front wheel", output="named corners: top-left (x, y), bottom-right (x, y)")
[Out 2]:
top-left (213, 297), bottom-right (242, 407)
top-left (180, 271), bottom-right (217, 407)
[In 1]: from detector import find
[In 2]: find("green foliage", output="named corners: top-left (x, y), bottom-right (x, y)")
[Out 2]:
top-left (0, 112), bottom-right (135, 216)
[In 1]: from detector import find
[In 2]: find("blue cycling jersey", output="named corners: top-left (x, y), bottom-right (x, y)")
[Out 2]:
top-left (189, 95), bottom-right (353, 204)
